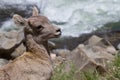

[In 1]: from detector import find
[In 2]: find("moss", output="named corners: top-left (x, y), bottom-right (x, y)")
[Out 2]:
top-left (96, 21), bottom-right (120, 33)
top-left (51, 64), bottom-right (78, 80)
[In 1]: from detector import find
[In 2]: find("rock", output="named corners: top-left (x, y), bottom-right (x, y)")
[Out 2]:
top-left (0, 30), bottom-right (24, 59)
top-left (106, 46), bottom-right (117, 55)
top-left (1, 38), bottom-right (17, 50)
top-left (11, 43), bottom-right (26, 58)
top-left (0, 30), bottom-right (24, 49)
top-left (53, 49), bottom-right (70, 58)
top-left (0, 59), bottom-right (9, 68)
top-left (66, 45), bottom-right (109, 73)
top-left (117, 43), bottom-right (120, 50)
top-left (0, 1), bottom-right (34, 24)
top-left (51, 30), bottom-right (120, 51)
top-left (65, 35), bottom-right (116, 74)
top-left (87, 35), bottom-right (117, 55)
top-left (88, 35), bottom-right (103, 45)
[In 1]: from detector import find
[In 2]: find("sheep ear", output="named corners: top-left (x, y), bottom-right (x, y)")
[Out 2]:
top-left (13, 14), bottom-right (26, 26)
top-left (32, 6), bottom-right (39, 16)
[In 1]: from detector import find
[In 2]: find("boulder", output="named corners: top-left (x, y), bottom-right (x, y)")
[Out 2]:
top-left (86, 35), bottom-right (117, 55)
top-left (11, 43), bottom-right (26, 58)
top-left (65, 35), bottom-right (116, 74)
top-left (0, 30), bottom-right (24, 59)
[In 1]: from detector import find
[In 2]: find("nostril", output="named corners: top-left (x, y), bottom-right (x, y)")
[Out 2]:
top-left (56, 29), bottom-right (61, 32)
top-left (55, 28), bottom-right (61, 36)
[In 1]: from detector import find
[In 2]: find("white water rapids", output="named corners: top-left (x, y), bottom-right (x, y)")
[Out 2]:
top-left (0, 0), bottom-right (120, 37)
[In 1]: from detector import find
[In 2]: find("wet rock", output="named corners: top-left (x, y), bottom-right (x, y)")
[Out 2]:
top-left (0, 2), bottom-right (34, 24)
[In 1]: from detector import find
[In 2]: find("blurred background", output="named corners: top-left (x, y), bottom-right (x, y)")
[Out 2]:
top-left (1, 0), bottom-right (120, 37)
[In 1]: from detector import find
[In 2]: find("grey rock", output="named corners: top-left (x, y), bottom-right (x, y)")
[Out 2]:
top-left (0, 1), bottom-right (34, 24)
top-left (1, 38), bottom-right (17, 50)
top-left (0, 59), bottom-right (9, 68)
top-left (0, 30), bottom-right (24, 59)
top-left (11, 43), bottom-right (26, 58)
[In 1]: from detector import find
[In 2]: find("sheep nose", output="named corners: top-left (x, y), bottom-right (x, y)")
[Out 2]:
top-left (56, 28), bottom-right (61, 33)
top-left (55, 28), bottom-right (61, 36)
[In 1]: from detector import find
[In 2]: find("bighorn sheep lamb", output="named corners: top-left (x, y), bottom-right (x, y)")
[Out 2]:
top-left (0, 7), bottom-right (61, 80)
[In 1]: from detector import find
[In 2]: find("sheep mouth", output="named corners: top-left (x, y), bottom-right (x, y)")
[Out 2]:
top-left (54, 32), bottom-right (61, 37)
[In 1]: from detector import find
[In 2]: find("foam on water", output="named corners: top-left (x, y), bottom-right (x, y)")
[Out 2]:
top-left (43, 0), bottom-right (120, 36)
top-left (0, 20), bottom-right (20, 32)
top-left (1, 0), bottom-right (120, 37)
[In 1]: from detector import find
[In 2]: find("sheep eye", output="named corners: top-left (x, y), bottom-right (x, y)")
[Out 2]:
top-left (20, 22), bottom-right (24, 25)
top-left (37, 25), bottom-right (43, 30)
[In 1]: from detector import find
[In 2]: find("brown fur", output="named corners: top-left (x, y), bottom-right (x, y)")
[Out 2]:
top-left (0, 7), bottom-right (61, 80)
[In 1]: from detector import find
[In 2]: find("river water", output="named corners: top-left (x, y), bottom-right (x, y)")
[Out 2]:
top-left (0, 0), bottom-right (120, 37)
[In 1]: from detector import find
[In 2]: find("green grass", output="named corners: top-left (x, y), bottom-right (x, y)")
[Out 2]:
top-left (51, 54), bottom-right (120, 80)
top-left (51, 64), bottom-right (78, 80)
top-left (80, 70), bottom-right (100, 80)
top-left (106, 54), bottom-right (120, 80)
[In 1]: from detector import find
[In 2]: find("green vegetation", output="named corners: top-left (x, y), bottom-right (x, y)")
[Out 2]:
top-left (96, 21), bottom-right (120, 33)
top-left (51, 64), bottom-right (78, 80)
top-left (106, 54), bottom-right (120, 80)
top-left (51, 54), bottom-right (120, 80)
